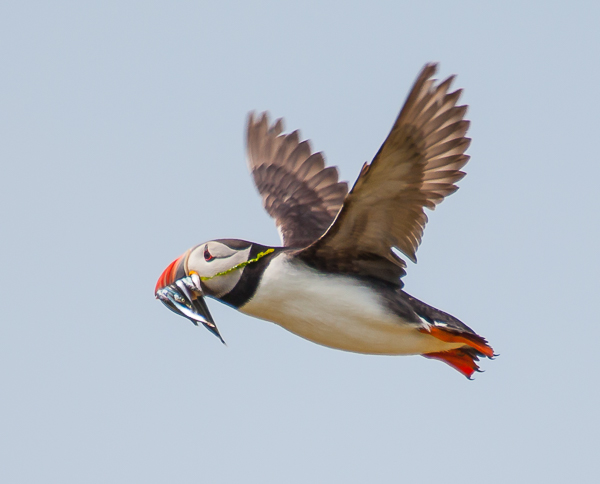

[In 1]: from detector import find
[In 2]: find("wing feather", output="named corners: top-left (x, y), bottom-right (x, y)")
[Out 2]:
top-left (299, 64), bottom-right (471, 283)
top-left (247, 113), bottom-right (348, 247)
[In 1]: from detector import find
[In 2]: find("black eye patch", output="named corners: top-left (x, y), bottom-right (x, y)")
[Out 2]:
top-left (204, 245), bottom-right (215, 262)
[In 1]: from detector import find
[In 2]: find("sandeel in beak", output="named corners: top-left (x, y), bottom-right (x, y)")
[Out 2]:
top-left (155, 272), bottom-right (225, 344)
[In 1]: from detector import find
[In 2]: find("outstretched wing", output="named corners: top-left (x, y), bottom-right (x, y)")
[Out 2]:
top-left (299, 64), bottom-right (470, 284)
top-left (246, 112), bottom-right (348, 248)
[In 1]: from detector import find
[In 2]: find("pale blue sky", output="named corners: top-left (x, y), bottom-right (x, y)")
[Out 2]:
top-left (1, 1), bottom-right (599, 482)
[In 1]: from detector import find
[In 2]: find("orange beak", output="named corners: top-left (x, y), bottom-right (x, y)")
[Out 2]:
top-left (155, 253), bottom-right (186, 294)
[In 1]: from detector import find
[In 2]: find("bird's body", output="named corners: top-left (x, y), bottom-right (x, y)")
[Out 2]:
top-left (155, 63), bottom-right (495, 378)
top-left (240, 252), bottom-right (462, 355)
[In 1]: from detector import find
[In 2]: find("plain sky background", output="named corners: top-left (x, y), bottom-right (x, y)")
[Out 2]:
top-left (1, 1), bottom-right (599, 482)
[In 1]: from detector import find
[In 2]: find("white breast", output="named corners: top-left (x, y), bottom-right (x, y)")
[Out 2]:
top-left (239, 254), bottom-right (456, 355)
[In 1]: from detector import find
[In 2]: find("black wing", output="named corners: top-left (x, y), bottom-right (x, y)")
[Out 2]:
top-left (299, 64), bottom-right (470, 283)
top-left (246, 112), bottom-right (348, 248)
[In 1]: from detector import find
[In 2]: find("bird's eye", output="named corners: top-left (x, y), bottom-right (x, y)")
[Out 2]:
top-left (204, 246), bottom-right (215, 262)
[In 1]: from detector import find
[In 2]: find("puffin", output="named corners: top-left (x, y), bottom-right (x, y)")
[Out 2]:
top-left (155, 63), bottom-right (494, 378)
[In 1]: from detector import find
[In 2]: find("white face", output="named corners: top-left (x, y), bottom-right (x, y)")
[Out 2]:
top-left (186, 240), bottom-right (252, 299)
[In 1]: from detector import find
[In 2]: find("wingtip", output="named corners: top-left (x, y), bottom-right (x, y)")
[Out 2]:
top-left (443, 73), bottom-right (456, 85)
top-left (423, 62), bottom-right (438, 74)
top-left (247, 110), bottom-right (269, 127)
top-left (272, 117), bottom-right (284, 134)
top-left (248, 111), bottom-right (285, 136)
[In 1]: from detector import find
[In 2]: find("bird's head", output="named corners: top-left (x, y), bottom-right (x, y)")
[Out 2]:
top-left (155, 239), bottom-right (275, 343)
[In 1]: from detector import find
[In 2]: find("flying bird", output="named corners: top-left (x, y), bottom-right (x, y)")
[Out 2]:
top-left (155, 63), bottom-right (494, 378)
